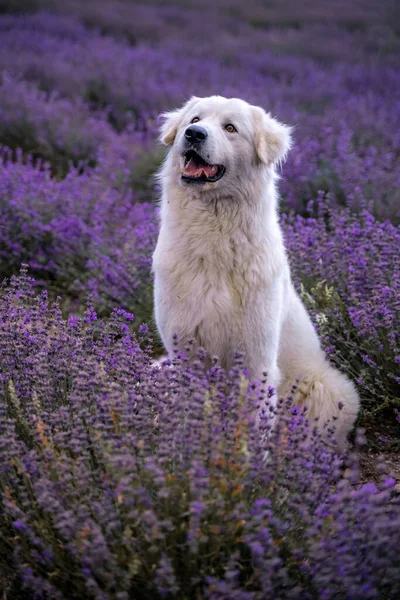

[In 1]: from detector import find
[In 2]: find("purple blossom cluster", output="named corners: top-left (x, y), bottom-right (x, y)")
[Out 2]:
top-left (283, 199), bottom-right (400, 416)
top-left (0, 154), bottom-right (157, 319)
top-left (1, 269), bottom-right (400, 599)
top-left (0, 73), bottom-right (115, 176)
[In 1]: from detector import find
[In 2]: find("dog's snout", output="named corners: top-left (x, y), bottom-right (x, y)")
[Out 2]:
top-left (185, 125), bottom-right (208, 143)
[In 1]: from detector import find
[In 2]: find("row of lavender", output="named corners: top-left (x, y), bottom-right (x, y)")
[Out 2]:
top-left (0, 269), bottom-right (399, 599)
top-left (1, 0), bottom-right (400, 597)
top-left (0, 10), bottom-right (399, 218)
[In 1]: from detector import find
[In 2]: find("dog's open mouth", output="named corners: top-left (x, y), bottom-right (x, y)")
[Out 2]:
top-left (181, 150), bottom-right (225, 183)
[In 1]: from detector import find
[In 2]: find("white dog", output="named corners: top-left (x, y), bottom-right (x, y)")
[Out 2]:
top-left (152, 95), bottom-right (359, 449)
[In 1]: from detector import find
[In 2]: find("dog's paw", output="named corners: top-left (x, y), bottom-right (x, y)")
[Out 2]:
top-left (151, 355), bottom-right (169, 369)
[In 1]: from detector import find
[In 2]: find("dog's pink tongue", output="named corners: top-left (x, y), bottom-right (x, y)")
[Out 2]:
top-left (184, 158), bottom-right (202, 176)
top-left (184, 158), bottom-right (218, 178)
top-left (203, 164), bottom-right (218, 178)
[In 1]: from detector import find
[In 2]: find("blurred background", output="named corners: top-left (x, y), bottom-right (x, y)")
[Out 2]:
top-left (0, 0), bottom-right (398, 212)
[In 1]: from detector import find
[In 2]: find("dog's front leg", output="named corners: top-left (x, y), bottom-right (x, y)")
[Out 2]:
top-left (247, 276), bottom-right (285, 435)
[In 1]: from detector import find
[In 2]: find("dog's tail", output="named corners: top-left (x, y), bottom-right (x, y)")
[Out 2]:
top-left (280, 363), bottom-right (360, 451)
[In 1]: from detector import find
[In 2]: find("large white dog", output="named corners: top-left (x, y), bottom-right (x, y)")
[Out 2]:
top-left (152, 95), bottom-right (359, 449)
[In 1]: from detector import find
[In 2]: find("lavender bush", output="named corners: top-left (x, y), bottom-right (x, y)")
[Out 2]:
top-left (0, 74), bottom-right (117, 176)
top-left (1, 269), bottom-right (400, 600)
top-left (0, 154), bottom-right (157, 320)
top-left (283, 199), bottom-right (400, 419)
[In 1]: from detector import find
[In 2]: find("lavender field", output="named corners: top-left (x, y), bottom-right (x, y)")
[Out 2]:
top-left (1, 0), bottom-right (400, 598)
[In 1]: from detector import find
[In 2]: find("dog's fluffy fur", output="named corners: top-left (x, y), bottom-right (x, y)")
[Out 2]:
top-left (152, 95), bottom-right (360, 449)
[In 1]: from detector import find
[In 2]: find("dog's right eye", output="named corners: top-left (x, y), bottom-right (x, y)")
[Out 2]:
top-left (190, 117), bottom-right (200, 124)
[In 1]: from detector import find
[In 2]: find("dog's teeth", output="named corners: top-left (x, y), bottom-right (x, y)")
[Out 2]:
top-left (183, 156), bottom-right (219, 180)
top-left (184, 158), bottom-right (204, 177)
top-left (201, 165), bottom-right (218, 178)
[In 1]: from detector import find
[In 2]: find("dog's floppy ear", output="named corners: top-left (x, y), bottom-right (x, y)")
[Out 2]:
top-left (159, 96), bottom-right (200, 146)
top-left (252, 106), bottom-right (293, 166)
top-left (159, 109), bottom-right (181, 146)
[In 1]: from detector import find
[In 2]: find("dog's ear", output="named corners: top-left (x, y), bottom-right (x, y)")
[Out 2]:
top-left (159, 96), bottom-right (200, 146)
top-left (252, 106), bottom-right (293, 166)
top-left (159, 109), bottom-right (181, 146)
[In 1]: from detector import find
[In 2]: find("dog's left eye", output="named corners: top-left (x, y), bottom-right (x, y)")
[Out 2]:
top-left (191, 117), bottom-right (200, 124)
top-left (225, 124), bottom-right (237, 133)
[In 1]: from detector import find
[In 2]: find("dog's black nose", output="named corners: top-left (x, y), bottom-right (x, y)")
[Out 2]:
top-left (185, 125), bottom-right (208, 143)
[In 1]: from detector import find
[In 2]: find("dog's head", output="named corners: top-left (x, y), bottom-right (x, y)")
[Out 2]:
top-left (159, 95), bottom-right (292, 196)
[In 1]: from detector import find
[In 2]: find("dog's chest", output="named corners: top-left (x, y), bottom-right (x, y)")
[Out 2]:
top-left (155, 230), bottom-right (269, 355)
top-left (172, 230), bottom-right (263, 298)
